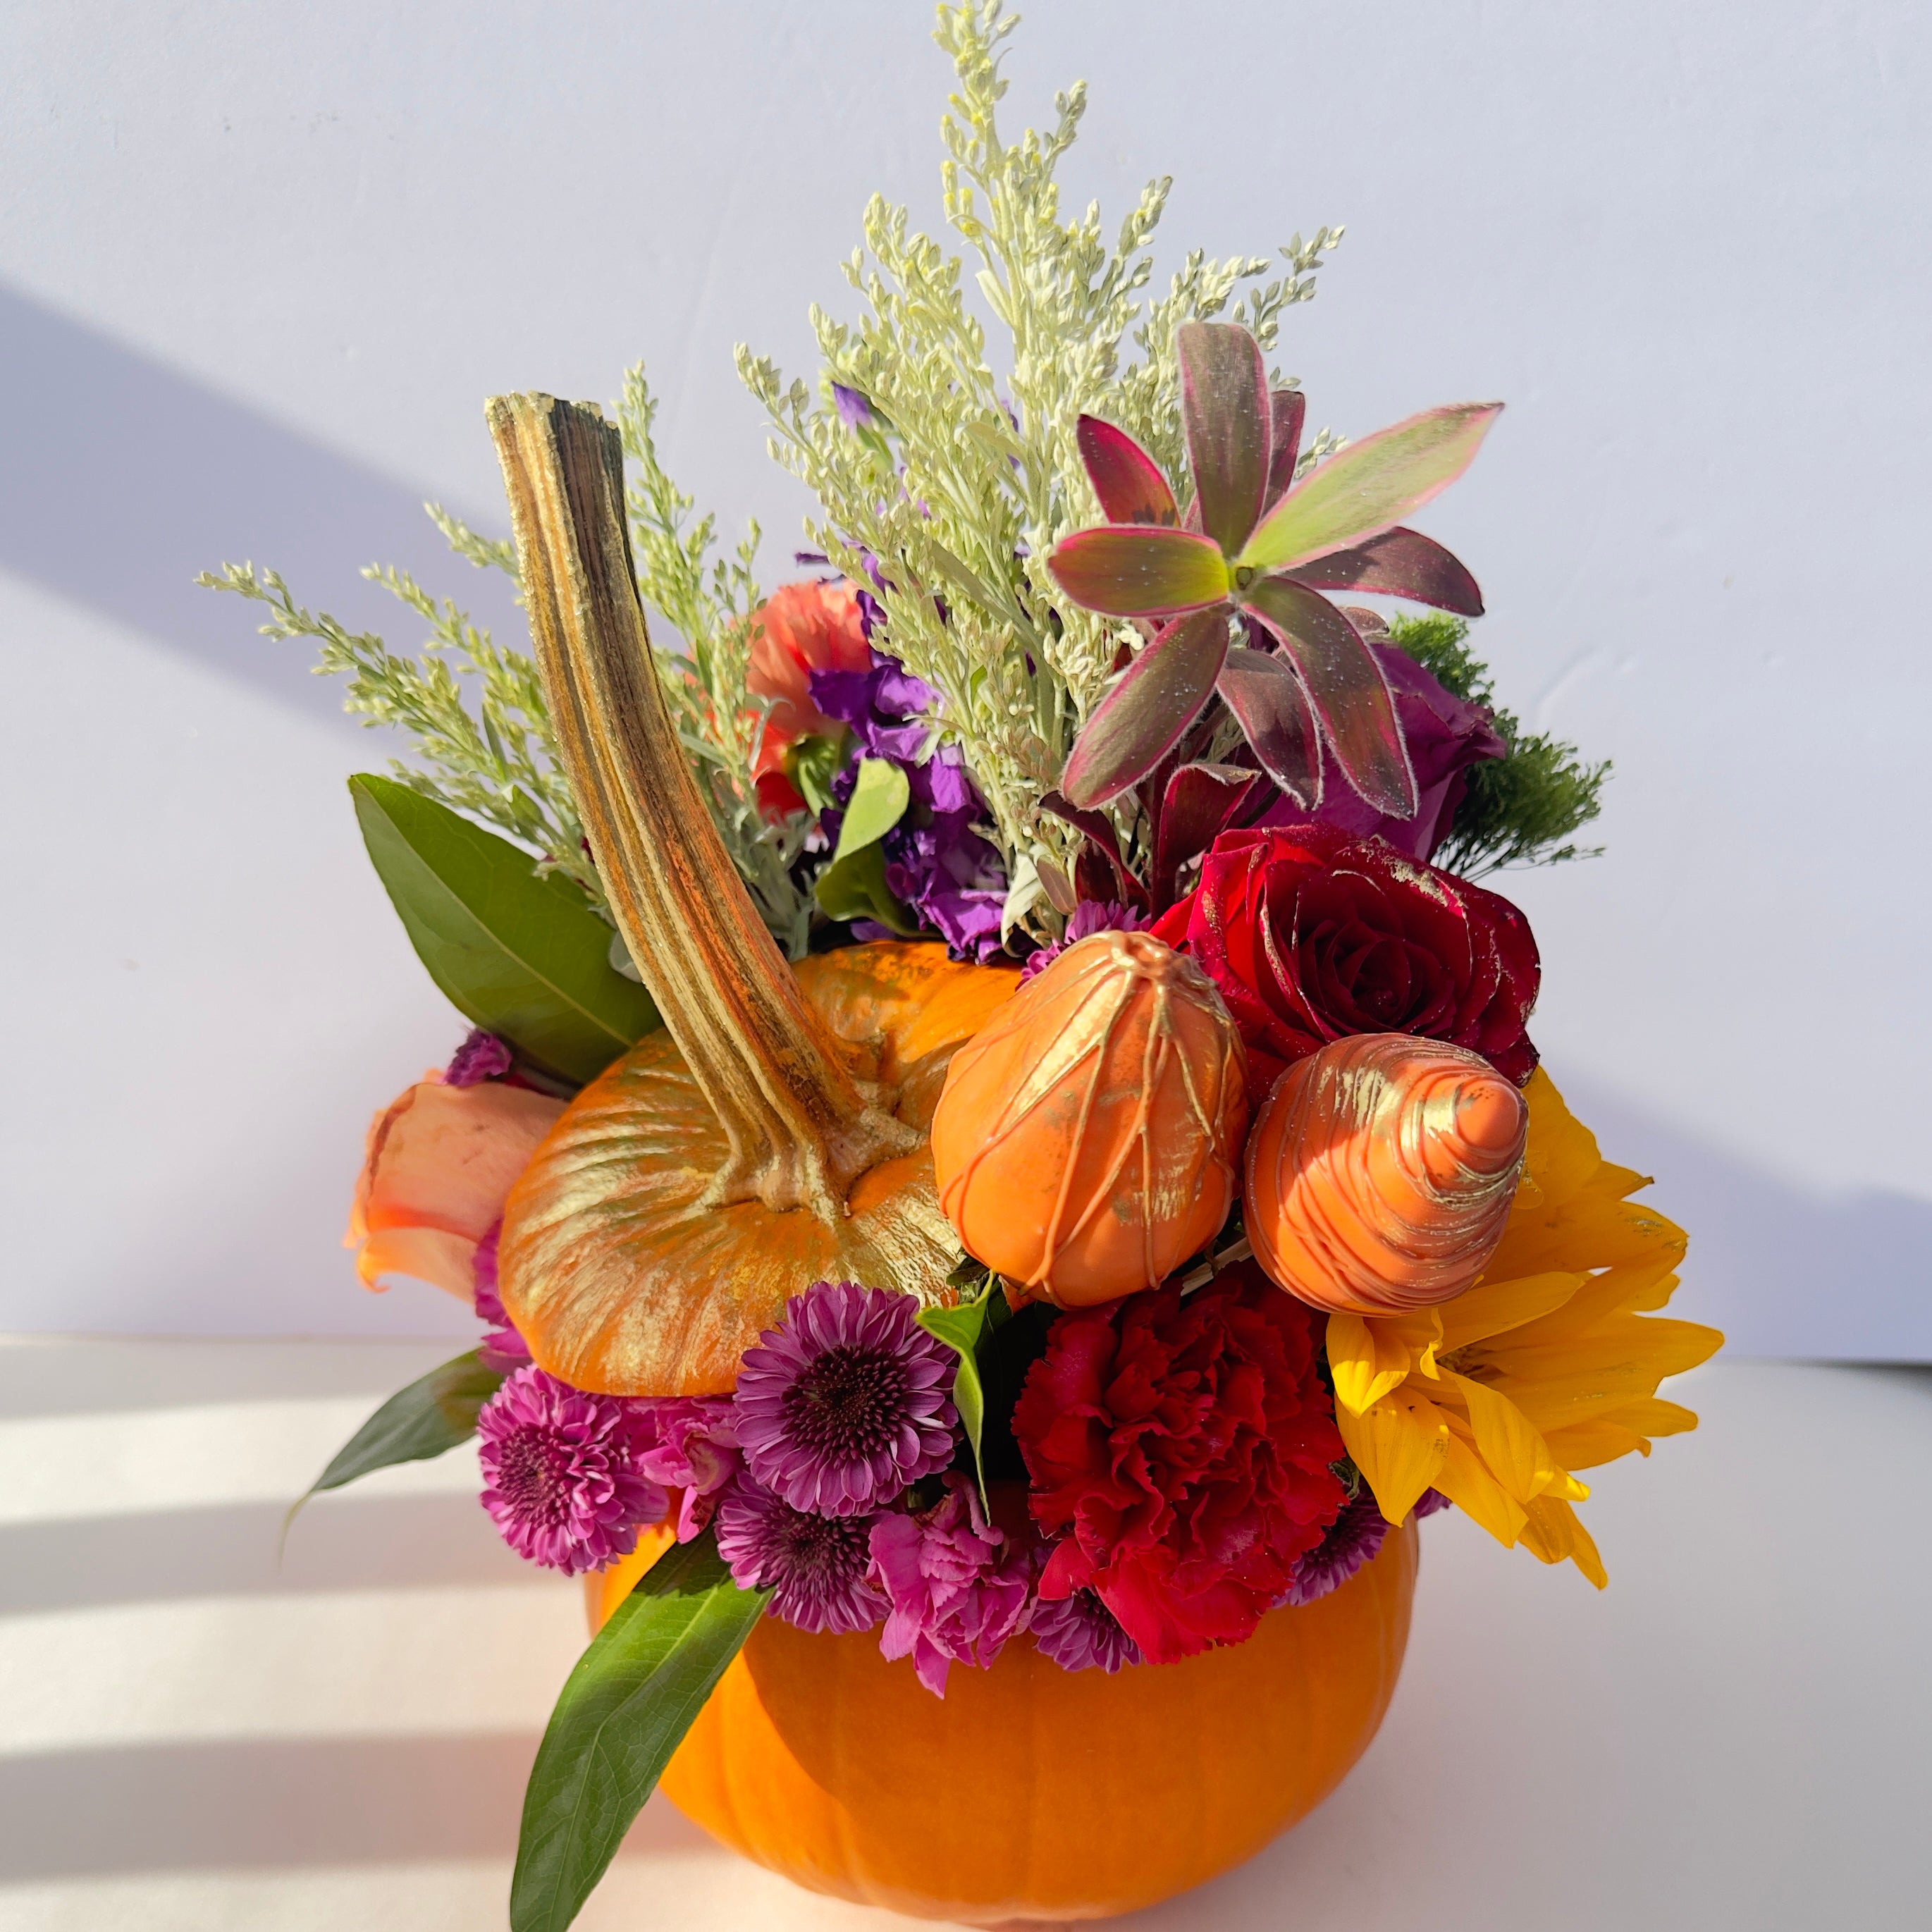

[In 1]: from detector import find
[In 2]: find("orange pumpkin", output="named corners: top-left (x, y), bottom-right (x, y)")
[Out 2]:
top-left (588, 1508), bottom-right (1417, 1924)
top-left (500, 942), bottom-right (1016, 1395)
top-left (1247, 1032), bottom-right (1528, 1316)
top-left (930, 930), bottom-right (1247, 1305)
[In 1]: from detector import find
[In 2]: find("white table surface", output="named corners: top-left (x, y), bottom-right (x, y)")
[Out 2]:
top-left (1, 1341), bottom-right (1926, 1931)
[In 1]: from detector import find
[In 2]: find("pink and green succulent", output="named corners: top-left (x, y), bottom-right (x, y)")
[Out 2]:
top-left (1047, 321), bottom-right (1500, 815)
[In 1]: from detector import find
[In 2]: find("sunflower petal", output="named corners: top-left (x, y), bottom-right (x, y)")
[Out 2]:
top-left (1047, 526), bottom-right (1230, 618)
top-left (1328, 1308), bottom-right (1439, 1415)
top-left (1338, 1389), bottom-right (1448, 1527)
top-left (1437, 1270), bottom-right (1585, 1353)
top-left (1076, 415), bottom-right (1180, 527)
top-left (1441, 1370), bottom-right (1563, 1503)
top-left (1236, 400), bottom-right (1503, 573)
top-left (1243, 576), bottom-right (1417, 816)
top-left (1437, 1422), bottom-right (1528, 1546)
top-left (1179, 321), bottom-right (1269, 555)
top-left (1519, 1494), bottom-right (1608, 1588)
top-left (1060, 606), bottom-right (1231, 808)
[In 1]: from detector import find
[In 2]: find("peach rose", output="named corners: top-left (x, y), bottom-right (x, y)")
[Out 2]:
top-left (346, 1077), bottom-right (565, 1300)
top-left (745, 579), bottom-right (873, 813)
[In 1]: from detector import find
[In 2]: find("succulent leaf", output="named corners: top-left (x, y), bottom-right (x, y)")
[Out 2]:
top-left (1236, 402), bottom-right (1503, 574)
top-left (1076, 416), bottom-right (1180, 527)
top-left (1046, 525), bottom-right (1230, 619)
top-left (1178, 321), bottom-right (1270, 558)
top-left (1264, 389), bottom-right (1307, 511)
top-left (1243, 576), bottom-right (1418, 817)
top-left (1153, 763), bottom-right (1270, 911)
top-left (1062, 607), bottom-right (1232, 808)
top-left (1215, 645), bottom-right (1322, 808)
top-left (1286, 526), bottom-right (1485, 616)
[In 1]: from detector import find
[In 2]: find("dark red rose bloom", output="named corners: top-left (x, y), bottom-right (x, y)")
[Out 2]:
top-left (1150, 822), bottom-right (1539, 1095)
top-left (1014, 1265), bottom-right (1346, 1665)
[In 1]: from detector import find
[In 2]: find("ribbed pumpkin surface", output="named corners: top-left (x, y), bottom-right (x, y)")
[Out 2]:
top-left (589, 1518), bottom-right (1416, 1922)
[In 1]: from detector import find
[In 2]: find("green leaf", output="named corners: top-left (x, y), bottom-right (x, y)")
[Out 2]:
top-left (785, 731), bottom-right (849, 816)
top-left (350, 774), bottom-right (658, 1085)
top-left (284, 1349), bottom-right (503, 1545)
top-left (814, 840), bottom-right (922, 936)
top-left (1236, 402), bottom-right (1502, 575)
top-left (918, 1279), bottom-right (1014, 1508)
top-left (830, 756), bottom-right (912, 865)
top-left (511, 1532), bottom-right (769, 1932)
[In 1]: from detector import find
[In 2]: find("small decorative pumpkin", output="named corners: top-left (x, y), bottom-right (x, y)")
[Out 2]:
top-left (930, 930), bottom-right (1248, 1306)
top-left (1245, 1031), bottom-right (1528, 1317)
top-left (487, 398), bottom-right (1016, 1396)
top-left (588, 1507), bottom-right (1417, 1925)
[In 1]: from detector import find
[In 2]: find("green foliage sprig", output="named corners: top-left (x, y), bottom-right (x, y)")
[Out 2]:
top-left (737, 0), bottom-right (1343, 937)
top-left (1389, 613), bottom-right (1610, 875)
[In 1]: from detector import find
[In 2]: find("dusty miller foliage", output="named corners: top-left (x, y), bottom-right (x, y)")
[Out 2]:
top-left (199, 379), bottom-right (818, 957)
top-left (738, 0), bottom-right (1341, 930)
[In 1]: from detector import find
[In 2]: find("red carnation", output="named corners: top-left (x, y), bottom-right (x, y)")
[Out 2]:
top-left (1014, 1265), bottom-right (1346, 1665)
top-left (1152, 823), bottom-right (1539, 1095)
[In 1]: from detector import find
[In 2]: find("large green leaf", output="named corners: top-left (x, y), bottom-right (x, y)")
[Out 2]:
top-left (511, 1533), bottom-right (769, 1932)
top-left (918, 1272), bottom-right (1013, 1508)
top-left (1236, 401), bottom-right (1502, 575)
top-left (350, 775), bottom-right (658, 1085)
top-left (815, 840), bottom-right (921, 935)
top-left (283, 1349), bottom-right (504, 1544)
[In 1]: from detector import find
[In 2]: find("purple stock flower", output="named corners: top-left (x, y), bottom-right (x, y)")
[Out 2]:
top-left (1019, 900), bottom-right (1148, 981)
top-left (1259, 636), bottom-right (1506, 863)
top-left (808, 650), bottom-right (1009, 962)
top-left (830, 381), bottom-right (878, 431)
top-left (632, 1398), bottom-right (741, 1542)
top-left (1028, 1582), bottom-right (1143, 1674)
top-left (443, 1028), bottom-right (513, 1088)
top-left (1275, 1488), bottom-right (1389, 1608)
top-left (471, 1222), bottom-right (531, 1370)
top-left (734, 1283), bottom-right (958, 1516)
top-left (868, 1475), bottom-right (1035, 1697)
top-left (1413, 1487), bottom-right (1452, 1520)
top-left (476, 1367), bottom-right (667, 1575)
top-left (715, 1479), bottom-right (888, 1634)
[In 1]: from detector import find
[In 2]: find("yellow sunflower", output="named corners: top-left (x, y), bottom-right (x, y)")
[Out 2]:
top-left (1327, 1066), bottom-right (1721, 1586)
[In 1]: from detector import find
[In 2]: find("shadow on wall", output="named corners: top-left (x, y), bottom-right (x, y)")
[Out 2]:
top-left (1558, 1071), bottom-right (1932, 1362)
top-left (0, 281), bottom-right (519, 726)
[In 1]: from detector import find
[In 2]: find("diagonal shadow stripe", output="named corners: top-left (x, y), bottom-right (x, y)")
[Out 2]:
top-left (0, 1493), bottom-right (539, 1617)
top-left (0, 280), bottom-right (520, 728)
top-left (0, 1735), bottom-right (710, 1879)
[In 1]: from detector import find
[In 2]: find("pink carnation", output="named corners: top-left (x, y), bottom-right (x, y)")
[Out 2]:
top-left (868, 1475), bottom-right (1035, 1697)
top-left (632, 1398), bottom-right (742, 1542)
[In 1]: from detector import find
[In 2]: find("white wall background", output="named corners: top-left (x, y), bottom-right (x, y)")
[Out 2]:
top-left (1, 0), bottom-right (1926, 1355)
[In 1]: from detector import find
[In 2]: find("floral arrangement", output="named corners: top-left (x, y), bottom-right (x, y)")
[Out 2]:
top-left (211, 7), bottom-right (1718, 1926)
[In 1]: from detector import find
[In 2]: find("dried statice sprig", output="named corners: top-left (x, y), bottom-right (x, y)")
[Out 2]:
top-left (199, 555), bottom-right (604, 905)
top-left (200, 372), bottom-right (820, 956)
top-left (738, 0), bottom-right (1343, 941)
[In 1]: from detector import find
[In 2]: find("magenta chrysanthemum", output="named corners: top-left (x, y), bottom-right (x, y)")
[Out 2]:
top-left (734, 1282), bottom-right (958, 1516)
top-left (1028, 1580), bottom-right (1143, 1674)
top-left (715, 1479), bottom-right (888, 1634)
top-left (476, 1366), bottom-right (665, 1575)
top-left (443, 1028), bottom-right (513, 1087)
top-left (868, 1474), bottom-right (1034, 1697)
top-left (1276, 1489), bottom-right (1389, 1608)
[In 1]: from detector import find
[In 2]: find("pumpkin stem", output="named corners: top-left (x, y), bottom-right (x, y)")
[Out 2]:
top-left (487, 393), bottom-right (916, 1218)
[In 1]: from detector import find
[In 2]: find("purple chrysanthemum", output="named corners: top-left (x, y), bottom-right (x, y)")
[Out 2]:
top-left (476, 1366), bottom-right (666, 1575)
top-left (1414, 1487), bottom-right (1452, 1520)
top-left (1020, 900), bottom-right (1149, 980)
top-left (734, 1282), bottom-right (958, 1516)
top-left (1028, 1580), bottom-right (1143, 1674)
top-left (470, 1222), bottom-right (530, 1369)
top-left (1276, 1489), bottom-right (1390, 1608)
top-left (715, 1478), bottom-right (888, 1634)
top-left (444, 1028), bottom-right (513, 1087)
top-left (868, 1475), bottom-right (1034, 1697)
top-left (632, 1397), bottom-right (741, 1542)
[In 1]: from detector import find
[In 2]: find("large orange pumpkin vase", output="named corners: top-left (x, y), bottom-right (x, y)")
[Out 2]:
top-left (488, 396), bottom-right (1418, 1921)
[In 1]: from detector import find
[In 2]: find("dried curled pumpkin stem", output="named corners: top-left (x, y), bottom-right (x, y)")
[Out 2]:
top-left (486, 393), bottom-right (916, 1217)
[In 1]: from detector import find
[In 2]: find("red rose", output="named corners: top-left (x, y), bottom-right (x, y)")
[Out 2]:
top-left (1152, 823), bottom-right (1539, 1094)
top-left (1014, 1265), bottom-right (1346, 1664)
